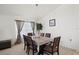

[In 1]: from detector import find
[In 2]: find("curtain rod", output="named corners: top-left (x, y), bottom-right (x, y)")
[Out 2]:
top-left (15, 20), bottom-right (34, 22)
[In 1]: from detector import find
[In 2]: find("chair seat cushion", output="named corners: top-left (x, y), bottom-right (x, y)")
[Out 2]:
top-left (43, 45), bottom-right (57, 53)
top-left (28, 44), bottom-right (37, 49)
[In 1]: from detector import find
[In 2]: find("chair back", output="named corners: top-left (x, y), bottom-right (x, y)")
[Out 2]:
top-left (28, 33), bottom-right (33, 36)
top-left (25, 36), bottom-right (33, 46)
top-left (25, 36), bottom-right (37, 49)
top-left (23, 35), bottom-right (32, 46)
top-left (40, 33), bottom-right (44, 37)
top-left (52, 36), bottom-right (61, 50)
top-left (23, 35), bottom-right (28, 44)
top-left (45, 33), bottom-right (51, 38)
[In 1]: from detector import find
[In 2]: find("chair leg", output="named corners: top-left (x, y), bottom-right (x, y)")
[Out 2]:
top-left (33, 50), bottom-right (34, 55)
top-left (24, 45), bottom-right (25, 50)
top-left (28, 49), bottom-right (30, 55)
top-left (52, 53), bottom-right (53, 55)
top-left (27, 47), bottom-right (30, 55)
top-left (57, 50), bottom-right (59, 55)
top-left (26, 48), bottom-right (27, 53)
top-left (24, 44), bottom-right (26, 50)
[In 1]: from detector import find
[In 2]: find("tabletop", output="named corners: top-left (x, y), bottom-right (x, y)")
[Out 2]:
top-left (31, 36), bottom-right (53, 52)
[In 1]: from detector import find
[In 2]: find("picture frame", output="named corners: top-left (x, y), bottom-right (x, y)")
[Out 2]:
top-left (49, 19), bottom-right (56, 26)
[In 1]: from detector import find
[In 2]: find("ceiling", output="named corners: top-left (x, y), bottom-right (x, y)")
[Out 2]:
top-left (0, 4), bottom-right (61, 20)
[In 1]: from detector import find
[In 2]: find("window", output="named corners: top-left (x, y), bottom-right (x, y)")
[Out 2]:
top-left (20, 22), bottom-right (33, 39)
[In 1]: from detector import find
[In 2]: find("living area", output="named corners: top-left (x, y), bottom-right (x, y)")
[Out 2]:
top-left (0, 4), bottom-right (79, 55)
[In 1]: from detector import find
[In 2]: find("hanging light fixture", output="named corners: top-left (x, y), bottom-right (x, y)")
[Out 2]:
top-left (35, 4), bottom-right (38, 6)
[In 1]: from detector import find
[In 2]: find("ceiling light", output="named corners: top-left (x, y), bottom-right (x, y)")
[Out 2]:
top-left (36, 4), bottom-right (38, 6)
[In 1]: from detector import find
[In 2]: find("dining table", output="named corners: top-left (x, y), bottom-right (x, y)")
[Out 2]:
top-left (31, 36), bottom-right (54, 54)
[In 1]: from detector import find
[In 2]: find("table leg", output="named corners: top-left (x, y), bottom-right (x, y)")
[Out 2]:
top-left (38, 45), bottom-right (45, 55)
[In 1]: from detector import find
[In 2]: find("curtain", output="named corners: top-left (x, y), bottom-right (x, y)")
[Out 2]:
top-left (15, 20), bottom-right (24, 44)
top-left (31, 22), bottom-right (35, 35)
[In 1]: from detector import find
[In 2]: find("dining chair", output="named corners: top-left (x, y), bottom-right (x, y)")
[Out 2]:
top-left (40, 33), bottom-right (44, 37)
top-left (25, 36), bottom-right (38, 55)
top-left (28, 33), bottom-right (33, 36)
top-left (45, 33), bottom-right (51, 38)
top-left (43, 36), bottom-right (61, 55)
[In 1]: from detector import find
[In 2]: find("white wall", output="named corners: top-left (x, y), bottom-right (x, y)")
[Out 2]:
top-left (0, 14), bottom-right (17, 45)
top-left (40, 4), bottom-right (79, 51)
top-left (0, 13), bottom-right (36, 45)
